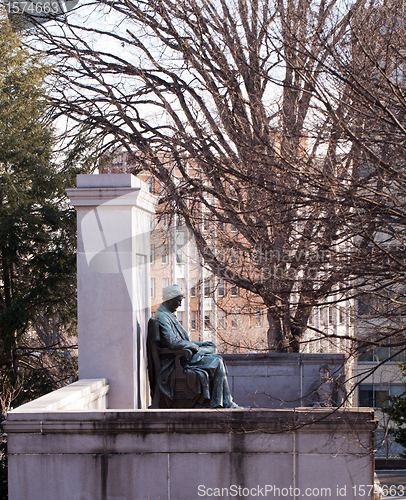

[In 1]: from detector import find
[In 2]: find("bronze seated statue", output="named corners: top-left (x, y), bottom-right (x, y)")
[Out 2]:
top-left (147, 284), bottom-right (241, 409)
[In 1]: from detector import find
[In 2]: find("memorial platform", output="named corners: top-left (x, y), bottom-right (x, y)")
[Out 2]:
top-left (5, 379), bottom-right (376, 500)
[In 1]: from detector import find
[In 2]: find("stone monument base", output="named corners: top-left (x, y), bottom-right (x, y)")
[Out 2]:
top-left (5, 380), bottom-right (376, 500)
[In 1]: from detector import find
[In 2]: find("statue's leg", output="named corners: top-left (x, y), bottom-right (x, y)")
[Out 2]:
top-left (209, 358), bottom-right (234, 408)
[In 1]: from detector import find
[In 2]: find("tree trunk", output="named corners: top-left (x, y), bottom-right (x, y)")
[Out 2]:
top-left (1, 251), bottom-right (17, 386)
top-left (267, 304), bottom-right (297, 353)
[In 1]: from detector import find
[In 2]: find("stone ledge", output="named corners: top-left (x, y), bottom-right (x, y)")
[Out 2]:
top-left (4, 408), bottom-right (376, 435)
top-left (66, 187), bottom-right (156, 212)
top-left (76, 173), bottom-right (142, 189)
top-left (6, 379), bottom-right (109, 413)
top-left (223, 352), bottom-right (345, 365)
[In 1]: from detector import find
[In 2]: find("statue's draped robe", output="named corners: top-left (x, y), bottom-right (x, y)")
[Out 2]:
top-left (306, 374), bottom-right (346, 407)
top-left (154, 304), bottom-right (234, 408)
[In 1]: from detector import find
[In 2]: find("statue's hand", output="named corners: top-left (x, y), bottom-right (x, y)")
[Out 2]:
top-left (188, 342), bottom-right (199, 354)
top-left (201, 341), bottom-right (216, 348)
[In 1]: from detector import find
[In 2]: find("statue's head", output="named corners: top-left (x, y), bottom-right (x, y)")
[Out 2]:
top-left (162, 284), bottom-right (184, 312)
top-left (318, 363), bottom-right (331, 381)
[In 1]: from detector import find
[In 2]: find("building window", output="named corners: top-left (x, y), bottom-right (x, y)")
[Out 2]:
top-left (308, 309), bottom-right (314, 326)
top-left (204, 311), bottom-right (211, 329)
top-left (231, 311), bottom-right (238, 328)
top-left (190, 244), bottom-right (197, 261)
top-left (358, 344), bottom-right (406, 363)
top-left (191, 279), bottom-right (197, 297)
top-left (319, 307), bottom-right (326, 325)
top-left (328, 306), bottom-right (334, 324)
top-left (204, 278), bottom-right (212, 297)
top-left (255, 310), bottom-right (262, 327)
top-left (161, 213), bottom-right (167, 228)
top-left (358, 346), bottom-right (374, 362)
top-left (230, 248), bottom-right (238, 264)
top-left (177, 311), bottom-right (183, 326)
top-left (176, 245), bottom-right (183, 264)
top-left (231, 284), bottom-right (238, 297)
top-left (357, 294), bottom-right (374, 316)
top-left (162, 245), bottom-right (167, 264)
top-left (151, 278), bottom-right (155, 298)
top-left (359, 384), bottom-right (405, 408)
top-left (162, 278), bottom-right (169, 291)
top-left (357, 290), bottom-right (406, 317)
top-left (218, 278), bottom-right (225, 297)
top-left (339, 307), bottom-right (345, 324)
top-left (147, 177), bottom-right (154, 193)
top-left (218, 310), bottom-right (226, 328)
top-left (230, 224), bottom-right (237, 232)
top-left (150, 244), bottom-right (155, 264)
top-left (357, 292), bottom-right (394, 316)
top-left (176, 278), bottom-right (184, 294)
top-left (191, 311), bottom-right (197, 330)
top-left (203, 215), bottom-right (211, 232)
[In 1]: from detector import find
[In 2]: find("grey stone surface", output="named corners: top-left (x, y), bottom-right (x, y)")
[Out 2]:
top-left (77, 173), bottom-right (140, 188)
top-left (7, 378), bottom-right (109, 412)
top-left (5, 406), bottom-right (376, 500)
top-left (7, 433), bottom-right (104, 455)
top-left (296, 453), bottom-right (373, 498)
top-left (169, 451), bottom-right (294, 500)
top-left (105, 431), bottom-right (231, 454)
top-left (224, 353), bottom-right (346, 408)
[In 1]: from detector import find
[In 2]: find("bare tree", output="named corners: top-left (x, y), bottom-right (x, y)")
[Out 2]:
top-left (321, 0), bottom-right (406, 357)
top-left (25, 0), bottom-right (406, 353)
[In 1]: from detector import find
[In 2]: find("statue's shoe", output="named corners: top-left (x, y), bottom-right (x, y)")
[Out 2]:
top-left (225, 402), bottom-right (244, 409)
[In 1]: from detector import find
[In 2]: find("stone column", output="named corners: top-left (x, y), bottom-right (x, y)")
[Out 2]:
top-left (67, 174), bottom-right (156, 409)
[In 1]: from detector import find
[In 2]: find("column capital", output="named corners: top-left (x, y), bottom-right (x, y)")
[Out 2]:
top-left (66, 174), bottom-right (156, 213)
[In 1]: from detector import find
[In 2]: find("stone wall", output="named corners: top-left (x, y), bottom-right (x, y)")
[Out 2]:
top-left (224, 352), bottom-right (346, 408)
top-left (6, 390), bottom-right (375, 500)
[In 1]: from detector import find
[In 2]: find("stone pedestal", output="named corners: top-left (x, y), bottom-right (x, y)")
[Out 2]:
top-left (66, 174), bottom-right (156, 409)
top-left (5, 393), bottom-right (377, 500)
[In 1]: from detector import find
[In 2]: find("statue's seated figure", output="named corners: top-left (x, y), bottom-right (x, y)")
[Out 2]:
top-left (149, 284), bottom-right (240, 409)
top-left (306, 363), bottom-right (346, 407)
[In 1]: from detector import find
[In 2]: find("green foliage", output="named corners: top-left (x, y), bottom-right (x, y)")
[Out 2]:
top-left (0, 14), bottom-right (103, 499)
top-left (0, 14), bottom-right (80, 408)
top-left (382, 364), bottom-right (406, 457)
top-left (0, 17), bottom-right (86, 498)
